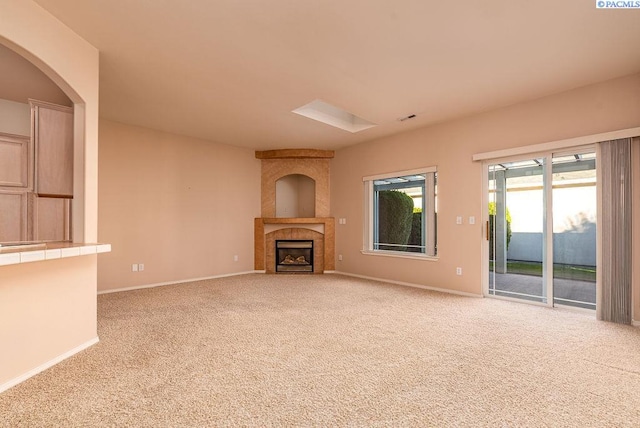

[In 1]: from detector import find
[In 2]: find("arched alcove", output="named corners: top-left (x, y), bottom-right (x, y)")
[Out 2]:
top-left (257, 150), bottom-right (332, 218)
top-left (0, 43), bottom-right (78, 243)
top-left (275, 174), bottom-right (316, 218)
top-left (0, 34), bottom-right (91, 242)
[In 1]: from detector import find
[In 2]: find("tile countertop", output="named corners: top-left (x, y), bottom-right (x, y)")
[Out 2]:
top-left (0, 242), bottom-right (111, 266)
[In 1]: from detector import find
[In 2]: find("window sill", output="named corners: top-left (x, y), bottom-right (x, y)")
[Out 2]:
top-left (360, 249), bottom-right (438, 261)
top-left (0, 242), bottom-right (111, 266)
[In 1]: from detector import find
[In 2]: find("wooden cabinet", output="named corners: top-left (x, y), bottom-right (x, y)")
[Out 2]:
top-left (0, 193), bottom-right (71, 243)
top-left (0, 191), bottom-right (29, 242)
top-left (0, 133), bottom-right (31, 243)
top-left (0, 133), bottom-right (31, 189)
top-left (31, 100), bottom-right (73, 197)
top-left (0, 101), bottom-right (73, 243)
top-left (33, 196), bottom-right (71, 242)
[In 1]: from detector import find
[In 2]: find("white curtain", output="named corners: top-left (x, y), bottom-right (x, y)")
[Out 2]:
top-left (597, 138), bottom-right (632, 324)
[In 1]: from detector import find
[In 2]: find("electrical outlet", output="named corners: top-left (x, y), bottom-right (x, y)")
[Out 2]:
top-left (233, 255), bottom-right (239, 262)
top-left (456, 267), bottom-right (462, 276)
top-left (338, 254), bottom-right (343, 261)
top-left (132, 264), bottom-right (138, 272)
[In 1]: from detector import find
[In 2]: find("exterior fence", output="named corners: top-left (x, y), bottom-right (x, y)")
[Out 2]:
top-left (507, 225), bottom-right (596, 266)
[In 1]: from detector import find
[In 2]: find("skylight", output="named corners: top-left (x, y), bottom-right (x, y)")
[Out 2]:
top-left (292, 100), bottom-right (376, 133)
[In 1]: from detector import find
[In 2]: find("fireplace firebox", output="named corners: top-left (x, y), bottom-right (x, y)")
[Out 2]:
top-left (276, 240), bottom-right (314, 273)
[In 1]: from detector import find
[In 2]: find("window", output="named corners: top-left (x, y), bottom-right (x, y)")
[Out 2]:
top-left (363, 167), bottom-right (437, 257)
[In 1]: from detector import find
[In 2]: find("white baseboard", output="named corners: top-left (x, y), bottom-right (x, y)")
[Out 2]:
top-left (632, 319), bottom-right (640, 328)
top-left (331, 271), bottom-right (483, 298)
top-left (0, 336), bottom-right (99, 394)
top-left (98, 270), bottom-right (261, 295)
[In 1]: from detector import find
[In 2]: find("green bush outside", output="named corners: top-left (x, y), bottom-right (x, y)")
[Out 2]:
top-left (378, 190), bottom-right (414, 250)
top-left (488, 202), bottom-right (512, 259)
top-left (408, 209), bottom-right (422, 252)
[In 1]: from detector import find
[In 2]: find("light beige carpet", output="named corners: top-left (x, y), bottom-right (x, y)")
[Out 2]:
top-left (1, 274), bottom-right (640, 427)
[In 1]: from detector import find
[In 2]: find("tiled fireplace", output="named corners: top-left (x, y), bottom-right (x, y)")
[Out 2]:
top-left (254, 149), bottom-right (335, 274)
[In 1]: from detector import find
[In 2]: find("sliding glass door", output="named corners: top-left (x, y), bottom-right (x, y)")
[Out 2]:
top-left (488, 158), bottom-right (546, 303)
top-left (486, 150), bottom-right (596, 309)
top-left (551, 152), bottom-right (597, 309)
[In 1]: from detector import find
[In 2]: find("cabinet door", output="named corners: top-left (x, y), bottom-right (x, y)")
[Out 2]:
top-left (0, 191), bottom-right (28, 242)
top-left (0, 133), bottom-right (30, 189)
top-left (34, 103), bottom-right (73, 197)
top-left (34, 196), bottom-right (71, 242)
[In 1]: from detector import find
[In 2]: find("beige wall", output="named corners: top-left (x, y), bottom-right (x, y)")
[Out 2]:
top-left (0, 0), bottom-right (99, 390)
top-left (0, 257), bottom-right (98, 385)
top-left (332, 73), bottom-right (640, 303)
top-left (97, 120), bottom-right (261, 292)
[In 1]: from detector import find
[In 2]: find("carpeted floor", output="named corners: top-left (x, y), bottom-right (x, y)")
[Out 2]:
top-left (1, 273), bottom-right (640, 427)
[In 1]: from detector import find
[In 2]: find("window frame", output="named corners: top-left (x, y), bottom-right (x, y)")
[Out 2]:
top-left (362, 166), bottom-right (438, 260)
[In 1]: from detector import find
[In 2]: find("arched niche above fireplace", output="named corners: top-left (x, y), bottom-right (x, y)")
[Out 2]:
top-left (276, 174), bottom-right (315, 218)
top-left (256, 149), bottom-right (333, 218)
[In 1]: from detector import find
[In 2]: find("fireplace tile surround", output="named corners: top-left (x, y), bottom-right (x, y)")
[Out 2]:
top-left (254, 217), bottom-right (335, 273)
top-left (255, 149), bottom-right (335, 274)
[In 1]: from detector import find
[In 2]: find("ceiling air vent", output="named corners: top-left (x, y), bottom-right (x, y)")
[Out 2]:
top-left (398, 114), bottom-right (417, 122)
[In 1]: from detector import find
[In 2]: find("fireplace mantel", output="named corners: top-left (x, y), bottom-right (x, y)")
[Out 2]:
top-left (255, 149), bottom-right (334, 159)
top-left (260, 217), bottom-right (331, 225)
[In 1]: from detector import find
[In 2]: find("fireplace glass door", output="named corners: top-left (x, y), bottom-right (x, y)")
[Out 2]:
top-left (276, 240), bottom-right (314, 272)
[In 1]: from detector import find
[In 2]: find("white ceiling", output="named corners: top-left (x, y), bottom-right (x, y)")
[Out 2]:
top-left (31, 0), bottom-right (640, 150)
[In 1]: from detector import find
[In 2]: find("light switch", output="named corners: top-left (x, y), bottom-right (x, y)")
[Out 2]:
top-left (456, 216), bottom-right (463, 225)
top-left (469, 216), bottom-right (475, 225)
